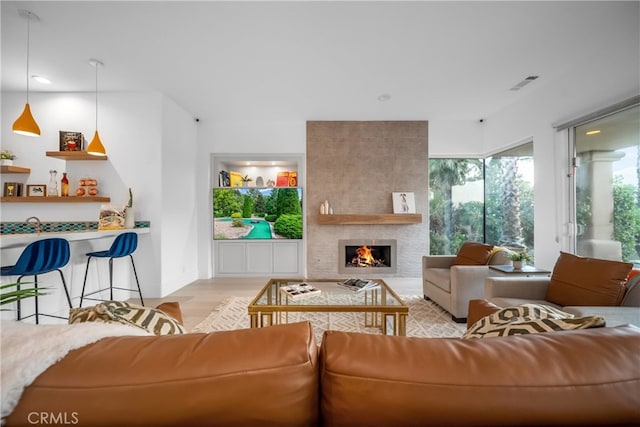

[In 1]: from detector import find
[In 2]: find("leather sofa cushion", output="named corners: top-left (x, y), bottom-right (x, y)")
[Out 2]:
top-left (320, 326), bottom-right (640, 426)
top-left (452, 242), bottom-right (494, 265)
top-left (6, 321), bottom-right (319, 427)
top-left (155, 301), bottom-right (184, 325)
top-left (466, 299), bottom-right (501, 327)
top-left (546, 252), bottom-right (632, 306)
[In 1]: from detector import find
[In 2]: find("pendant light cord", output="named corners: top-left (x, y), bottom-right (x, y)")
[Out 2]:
top-left (95, 61), bottom-right (99, 130)
top-left (25, 13), bottom-right (30, 103)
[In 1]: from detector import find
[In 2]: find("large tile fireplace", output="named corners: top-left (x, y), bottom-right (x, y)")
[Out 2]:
top-left (306, 121), bottom-right (429, 278)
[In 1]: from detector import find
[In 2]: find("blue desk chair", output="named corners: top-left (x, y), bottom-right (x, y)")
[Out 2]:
top-left (80, 232), bottom-right (144, 306)
top-left (0, 238), bottom-right (72, 324)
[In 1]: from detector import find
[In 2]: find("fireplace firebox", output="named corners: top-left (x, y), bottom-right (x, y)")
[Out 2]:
top-left (338, 239), bottom-right (397, 274)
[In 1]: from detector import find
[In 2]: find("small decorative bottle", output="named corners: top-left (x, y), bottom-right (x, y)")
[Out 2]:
top-left (48, 170), bottom-right (59, 197)
top-left (61, 173), bottom-right (69, 197)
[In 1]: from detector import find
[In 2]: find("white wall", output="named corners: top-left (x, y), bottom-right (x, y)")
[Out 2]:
top-left (1, 90), bottom-right (197, 305)
top-left (160, 96), bottom-right (199, 295)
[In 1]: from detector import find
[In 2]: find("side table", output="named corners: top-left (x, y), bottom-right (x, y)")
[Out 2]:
top-left (489, 264), bottom-right (551, 276)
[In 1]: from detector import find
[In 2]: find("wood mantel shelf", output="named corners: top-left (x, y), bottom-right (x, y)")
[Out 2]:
top-left (46, 151), bottom-right (108, 161)
top-left (317, 213), bottom-right (422, 225)
top-left (0, 165), bottom-right (31, 174)
top-left (1, 196), bottom-right (110, 203)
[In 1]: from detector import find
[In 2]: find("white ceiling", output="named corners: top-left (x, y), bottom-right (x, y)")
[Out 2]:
top-left (2, 1), bottom-right (638, 123)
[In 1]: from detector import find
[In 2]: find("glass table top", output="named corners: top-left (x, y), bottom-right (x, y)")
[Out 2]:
top-left (249, 278), bottom-right (406, 308)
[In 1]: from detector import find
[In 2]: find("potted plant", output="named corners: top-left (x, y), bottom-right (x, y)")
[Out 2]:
top-left (241, 175), bottom-right (252, 187)
top-left (1, 150), bottom-right (16, 166)
top-left (508, 250), bottom-right (532, 269)
top-left (1, 282), bottom-right (46, 308)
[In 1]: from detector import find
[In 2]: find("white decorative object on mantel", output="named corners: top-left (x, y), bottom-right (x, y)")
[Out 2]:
top-left (321, 200), bottom-right (331, 215)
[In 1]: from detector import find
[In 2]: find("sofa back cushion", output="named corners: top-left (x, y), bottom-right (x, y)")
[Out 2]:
top-left (320, 326), bottom-right (640, 426)
top-left (452, 242), bottom-right (494, 266)
top-left (7, 322), bottom-right (319, 427)
top-left (546, 252), bottom-right (632, 306)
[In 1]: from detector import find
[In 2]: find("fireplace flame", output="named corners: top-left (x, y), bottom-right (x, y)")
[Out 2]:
top-left (353, 245), bottom-right (382, 267)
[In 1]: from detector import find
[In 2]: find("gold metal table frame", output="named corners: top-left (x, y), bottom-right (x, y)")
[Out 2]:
top-left (247, 278), bottom-right (408, 336)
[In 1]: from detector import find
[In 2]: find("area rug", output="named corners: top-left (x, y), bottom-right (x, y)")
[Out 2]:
top-left (192, 295), bottom-right (466, 342)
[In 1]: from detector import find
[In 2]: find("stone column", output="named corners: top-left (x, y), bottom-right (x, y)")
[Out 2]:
top-left (576, 150), bottom-right (624, 260)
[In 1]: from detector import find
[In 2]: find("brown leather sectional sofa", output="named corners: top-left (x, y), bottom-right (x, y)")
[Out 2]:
top-left (6, 320), bottom-right (640, 426)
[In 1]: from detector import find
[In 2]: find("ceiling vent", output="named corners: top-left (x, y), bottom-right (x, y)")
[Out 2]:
top-left (509, 75), bottom-right (539, 91)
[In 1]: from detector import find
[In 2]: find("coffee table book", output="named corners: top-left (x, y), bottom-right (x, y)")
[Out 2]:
top-left (337, 278), bottom-right (380, 293)
top-left (280, 283), bottom-right (322, 300)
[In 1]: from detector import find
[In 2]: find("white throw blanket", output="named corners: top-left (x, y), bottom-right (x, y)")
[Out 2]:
top-left (0, 320), bottom-right (151, 421)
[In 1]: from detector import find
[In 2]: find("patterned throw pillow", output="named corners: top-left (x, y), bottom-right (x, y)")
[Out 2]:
top-left (69, 301), bottom-right (186, 335)
top-left (462, 303), bottom-right (605, 339)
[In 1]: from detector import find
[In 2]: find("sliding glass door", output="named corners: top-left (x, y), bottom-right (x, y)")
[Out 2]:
top-left (573, 104), bottom-right (640, 263)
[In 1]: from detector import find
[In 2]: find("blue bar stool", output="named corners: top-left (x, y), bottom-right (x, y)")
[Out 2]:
top-left (80, 232), bottom-right (144, 306)
top-left (0, 238), bottom-right (73, 324)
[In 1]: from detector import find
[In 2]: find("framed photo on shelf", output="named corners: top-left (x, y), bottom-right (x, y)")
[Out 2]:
top-left (27, 184), bottom-right (47, 197)
top-left (3, 182), bottom-right (22, 197)
top-left (59, 131), bottom-right (84, 151)
top-left (392, 192), bottom-right (416, 214)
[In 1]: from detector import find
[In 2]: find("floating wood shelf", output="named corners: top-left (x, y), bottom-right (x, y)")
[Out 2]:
top-left (0, 165), bottom-right (31, 174)
top-left (317, 213), bottom-right (422, 225)
top-left (0, 196), bottom-right (111, 203)
top-left (46, 151), bottom-right (108, 161)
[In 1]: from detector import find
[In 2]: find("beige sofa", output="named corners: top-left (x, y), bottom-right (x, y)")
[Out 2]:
top-left (422, 249), bottom-right (510, 322)
top-left (485, 274), bottom-right (640, 327)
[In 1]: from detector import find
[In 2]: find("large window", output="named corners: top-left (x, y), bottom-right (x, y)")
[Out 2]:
top-left (429, 159), bottom-right (483, 255)
top-left (485, 144), bottom-right (534, 253)
top-left (429, 144), bottom-right (534, 256)
top-left (572, 104), bottom-right (640, 263)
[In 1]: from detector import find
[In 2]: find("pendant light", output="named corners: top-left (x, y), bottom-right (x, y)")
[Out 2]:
top-left (87, 58), bottom-right (106, 156)
top-left (12, 9), bottom-right (40, 137)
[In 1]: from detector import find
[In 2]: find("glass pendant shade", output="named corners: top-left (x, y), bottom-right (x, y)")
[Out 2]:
top-left (12, 103), bottom-right (40, 136)
top-left (87, 130), bottom-right (106, 156)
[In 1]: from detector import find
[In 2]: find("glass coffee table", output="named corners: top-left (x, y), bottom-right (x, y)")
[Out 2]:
top-left (248, 278), bottom-right (408, 336)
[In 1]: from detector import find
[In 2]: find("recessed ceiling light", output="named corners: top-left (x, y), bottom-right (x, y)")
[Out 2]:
top-left (32, 75), bottom-right (51, 84)
top-left (377, 93), bottom-right (391, 102)
top-left (586, 130), bottom-right (601, 135)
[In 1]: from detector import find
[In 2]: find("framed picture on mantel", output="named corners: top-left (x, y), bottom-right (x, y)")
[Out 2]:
top-left (392, 192), bottom-right (416, 214)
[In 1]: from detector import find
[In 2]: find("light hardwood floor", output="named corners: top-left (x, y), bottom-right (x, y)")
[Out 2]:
top-left (146, 277), bottom-right (423, 331)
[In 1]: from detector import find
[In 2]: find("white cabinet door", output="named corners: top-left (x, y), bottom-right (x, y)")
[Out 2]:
top-left (246, 242), bottom-right (273, 273)
top-left (217, 242), bottom-right (246, 274)
top-left (273, 242), bottom-right (300, 274)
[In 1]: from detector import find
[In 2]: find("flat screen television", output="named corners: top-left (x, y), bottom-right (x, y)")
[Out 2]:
top-left (213, 187), bottom-right (303, 240)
